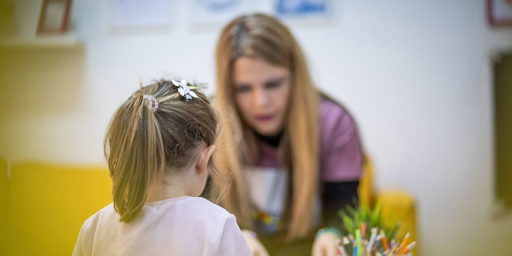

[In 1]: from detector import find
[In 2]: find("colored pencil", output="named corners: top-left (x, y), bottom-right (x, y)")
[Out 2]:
top-left (379, 230), bottom-right (389, 251)
top-left (403, 241), bottom-right (416, 254)
top-left (367, 228), bottom-right (378, 252)
top-left (397, 233), bottom-right (410, 255)
top-left (356, 229), bottom-right (362, 256)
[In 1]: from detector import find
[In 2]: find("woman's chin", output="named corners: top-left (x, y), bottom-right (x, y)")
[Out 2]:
top-left (253, 126), bottom-right (281, 137)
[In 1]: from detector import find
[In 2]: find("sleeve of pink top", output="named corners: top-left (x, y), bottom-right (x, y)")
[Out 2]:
top-left (320, 98), bottom-right (364, 182)
top-left (217, 215), bottom-right (252, 256)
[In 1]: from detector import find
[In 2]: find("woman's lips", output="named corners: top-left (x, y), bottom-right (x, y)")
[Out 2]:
top-left (255, 114), bottom-right (274, 122)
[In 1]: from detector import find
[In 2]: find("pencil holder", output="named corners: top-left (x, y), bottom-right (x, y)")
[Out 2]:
top-left (336, 204), bottom-right (416, 256)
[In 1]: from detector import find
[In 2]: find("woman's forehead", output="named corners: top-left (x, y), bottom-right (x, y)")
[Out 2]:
top-left (233, 57), bottom-right (289, 83)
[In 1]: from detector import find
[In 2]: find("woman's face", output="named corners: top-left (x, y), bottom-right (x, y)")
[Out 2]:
top-left (233, 57), bottom-right (291, 137)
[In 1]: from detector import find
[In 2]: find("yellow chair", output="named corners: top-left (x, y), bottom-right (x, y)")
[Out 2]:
top-left (6, 163), bottom-right (112, 256)
top-left (358, 156), bottom-right (418, 255)
top-left (0, 157), bottom-right (7, 256)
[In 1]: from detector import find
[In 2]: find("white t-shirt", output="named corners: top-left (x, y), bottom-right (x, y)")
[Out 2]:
top-left (72, 196), bottom-right (252, 256)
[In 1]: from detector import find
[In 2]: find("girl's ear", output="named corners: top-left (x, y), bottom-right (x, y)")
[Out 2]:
top-left (196, 145), bottom-right (216, 175)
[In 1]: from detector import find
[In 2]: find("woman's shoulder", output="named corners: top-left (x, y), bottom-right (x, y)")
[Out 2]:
top-left (319, 94), bottom-right (358, 136)
top-left (318, 94), bottom-right (364, 181)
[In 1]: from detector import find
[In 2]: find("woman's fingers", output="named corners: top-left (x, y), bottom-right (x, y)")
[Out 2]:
top-left (325, 243), bottom-right (337, 256)
top-left (241, 230), bottom-right (269, 256)
top-left (311, 242), bottom-right (320, 256)
top-left (256, 245), bottom-right (270, 256)
top-left (312, 233), bottom-right (339, 256)
top-left (251, 241), bottom-right (269, 256)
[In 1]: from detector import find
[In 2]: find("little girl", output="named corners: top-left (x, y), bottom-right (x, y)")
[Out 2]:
top-left (72, 79), bottom-right (252, 256)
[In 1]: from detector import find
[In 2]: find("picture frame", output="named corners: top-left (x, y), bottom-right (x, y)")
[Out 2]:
top-left (487, 0), bottom-right (512, 27)
top-left (275, 0), bottom-right (330, 18)
top-left (188, 0), bottom-right (257, 27)
top-left (37, 0), bottom-right (72, 34)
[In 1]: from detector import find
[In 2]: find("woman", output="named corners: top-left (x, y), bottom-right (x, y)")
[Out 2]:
top-left (214, 14), bottom-right (364, 256)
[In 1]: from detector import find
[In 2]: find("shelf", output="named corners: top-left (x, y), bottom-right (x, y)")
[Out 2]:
top-left (0, 33), bottom-right (82, 49)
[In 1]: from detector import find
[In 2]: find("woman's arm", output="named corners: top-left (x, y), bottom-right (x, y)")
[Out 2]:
top-left (312, 98), bottom-right (364, 256)
top-left (322, 181), bottom-right (359, 229)
top-left (318, 97), bottom-right (364, 229)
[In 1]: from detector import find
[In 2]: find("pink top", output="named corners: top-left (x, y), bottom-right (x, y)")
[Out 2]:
top-left (255, 96), bottom-right (363, 181)
top-left (72, 196), bottom-right (252, 256)
top-left (246, 96), bottom-right (363, 234)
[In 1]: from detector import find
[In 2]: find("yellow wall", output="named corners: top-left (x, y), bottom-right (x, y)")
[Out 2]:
top-left (0, 45), bottom-right (86, 163)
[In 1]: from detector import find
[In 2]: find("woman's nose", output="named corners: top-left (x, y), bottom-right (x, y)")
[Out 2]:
top-left (252, 88), bottom-right (268, 108)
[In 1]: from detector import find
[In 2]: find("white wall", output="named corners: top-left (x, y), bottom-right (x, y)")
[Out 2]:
top-left (1, 0), bottom-right (512, 255)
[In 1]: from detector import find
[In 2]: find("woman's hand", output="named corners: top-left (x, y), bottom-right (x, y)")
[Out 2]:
top-left (241, 230), bottom-right (269, 256)
top-left (312, 232), bottom-right (340, 256)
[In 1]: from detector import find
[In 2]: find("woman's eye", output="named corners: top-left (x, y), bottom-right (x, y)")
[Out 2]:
top-left (265, 80), bottom-right (282, 89)
top-left (235, 85), bottom-right (252, 93)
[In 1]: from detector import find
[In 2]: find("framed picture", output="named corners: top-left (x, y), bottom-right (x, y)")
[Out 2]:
top-left (188, 0), bottom-right (257, 26)
top-left (275, 0), bottom-right (330, 18)
top-left (37, 0), bottom-right (72, 34)
top-left (487, 0), bottom-right (512, 27)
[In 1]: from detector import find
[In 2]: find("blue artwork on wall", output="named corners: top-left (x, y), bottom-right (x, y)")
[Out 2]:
top-left (276, 0), bottom-right (328, 17)
top-left (190, 0), bottom-right (255, 25)
top-left (194, 0), bottom-right (241, 12)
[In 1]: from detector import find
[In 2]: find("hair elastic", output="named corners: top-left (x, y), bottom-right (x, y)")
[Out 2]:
top-left (143, 95), bottom-right (159, 112)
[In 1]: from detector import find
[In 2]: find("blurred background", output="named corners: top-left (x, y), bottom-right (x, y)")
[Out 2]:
top-left (1, 0), bottom-right (512, 255)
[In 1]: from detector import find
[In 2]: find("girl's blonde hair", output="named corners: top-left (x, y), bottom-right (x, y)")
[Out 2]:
top-left (215, 13), bottom-right (320, 241)
top-left (104, 79), bottom-right (226, 223)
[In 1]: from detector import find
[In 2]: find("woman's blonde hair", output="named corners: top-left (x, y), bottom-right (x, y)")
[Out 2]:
top-left (215, 13), bottom-right (320, 241)
top-left (104, 79), bottom-right (226, 223)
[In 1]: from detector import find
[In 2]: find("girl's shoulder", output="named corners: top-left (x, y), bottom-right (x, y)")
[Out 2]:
top-left (78, 203), bottom-right (117, 238)
top-left (81, 197), bottom-right (234, 229)
top-left (83, 203), bottom-right (116, 224)
top-left (171, 196), bottom-right (232, 215)
top-left (147, 196), bottom-right (235, 222)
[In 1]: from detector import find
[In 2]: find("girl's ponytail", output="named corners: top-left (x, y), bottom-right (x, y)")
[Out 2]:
top-left (105, 84), bottom-right (165, 223)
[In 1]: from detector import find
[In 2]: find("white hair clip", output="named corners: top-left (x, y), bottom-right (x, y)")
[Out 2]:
top-left (171, 79), bottom-right (198, 101)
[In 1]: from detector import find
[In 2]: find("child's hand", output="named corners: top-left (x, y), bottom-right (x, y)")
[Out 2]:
top-left (312, 232), bottom-right (339, 256)
top-left (241, 230), bottom-right (269, 256)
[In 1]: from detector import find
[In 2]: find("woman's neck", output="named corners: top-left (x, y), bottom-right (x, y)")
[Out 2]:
top-left (255, 130), bottom-right (284, 148)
